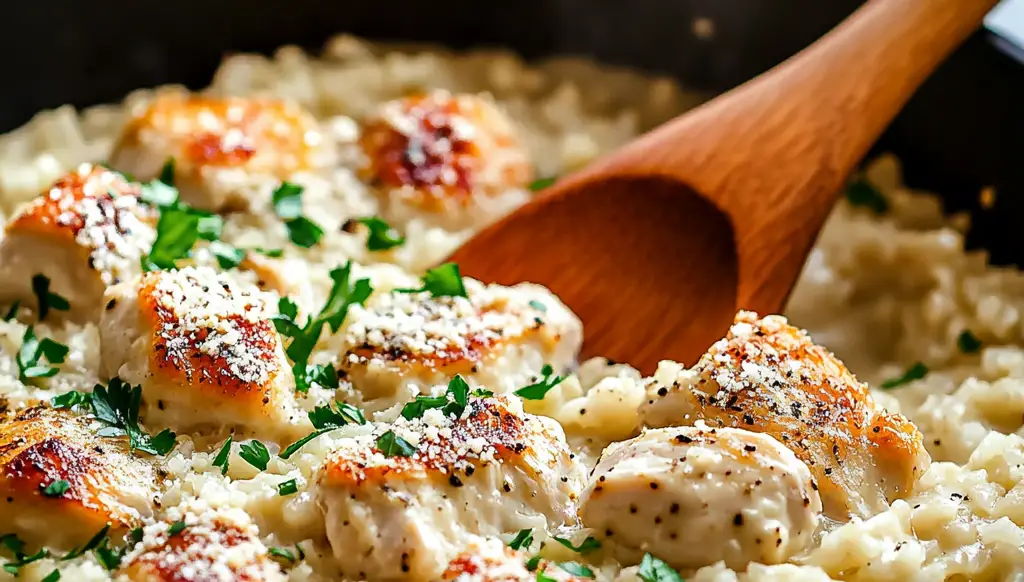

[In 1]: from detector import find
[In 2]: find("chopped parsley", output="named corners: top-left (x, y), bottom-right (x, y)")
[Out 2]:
top-left (273, 262), bottom-right (372, 392)
top-left (277, 479), bottom-right (298, 496)
top-left (41, 480), bottom-right (70, 498)
top-left (845, 179), bottom-right (888, 214)
top-left (553, 536), bottom-right (600, 554)
top-left (401, 375), bottom-right (470, 420)
top-left (212, 436), bottom-right (233, 475)
top-left (1, 533), bottom-right (49, 574)
top-left (529, 176), bottom-right (557, 191)
top-left (239, 440), bottom-right (271, 471)
top-left (280, 401), bottom-right (367, 459)
top-left (528, 299), bottom-right (547, 312)
top-left (252, 247), bottom-right (284, 258)
top-left (556, 562), bottom-right (595, 578)
top-left (158, 158), bottom-right (176, 185)
top-left (525, 555), bottom-right (542, 571)
top-left (129, 527), bottom-right (144, 545)
top-left (268, 546), bottom-right (298, 563)
top-left (89, 378), bottom-right (177, 455)
top-left (272, 182), bottom-right (325, 248)
top-left (41, 570), bottom-right (61, 582)
top-left (376, 430), bottom-right (417, 457)
top-left (51, 390), bottom-right (91, 409)
top-left (514, 365), bottom-right (566, 400)
top-left (396, 262), bottom-right (467, 298)
top-left (507, 529), bottom-right (534, 551)
top-left (3, 301), bottom-right (19, 321)
top-left (638, 552), bottom-right (684, 582)
top-left (880, 362), bottom-right (929, 389)
top-left (31, 274), bottom-right (70, 321)
top-left (210, 241), bottom-right (246, 269)
top-left (536, 572), bottom-right (557, 582)
top-left (167, 521), bottom-right (187, 536)
top-left (357, 217), bottom-right (405, 252)
top-left (957, 329), bottom-right (983, 354)
top-left (61, 525), bottom-right (109, 561)
top-left (17, 326), bottom-right (69, 383)
top-left (299, 364), bottom-right (340, 391)
top-left (471, 388), bottom-right (494, 397)
top-left (93, 539), bottom-right (125, 571)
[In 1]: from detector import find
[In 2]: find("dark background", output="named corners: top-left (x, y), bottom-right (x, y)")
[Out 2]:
top-left (2, 0), bottom-right (1023, 261)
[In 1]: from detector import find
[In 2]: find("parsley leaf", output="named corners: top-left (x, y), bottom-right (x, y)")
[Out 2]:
top-left (536, 572), bottom-right (557, 582)
top-left (515, 365), bottom-right (566, 400)
top-left (528, 299), bottom-right (547, 312)
top-left (239, 440), bottom-right (271, 471)
top-left (957, 329), bottom-right (983, 354)
top-left (397, 263), bottom-right (467, 298)
top-left (62, 525), bottom-right (108, 560)
top-left (89, 378), bottom-right (177, 455)
top-left (52, 391), bottom-right (91, 409)
top-left (846, 179), bottom-right (888, 214)
top-left (285, 217), bottom-right (324, 248)
top-left (638, 552), bottom-right (684, 582)
top-left (556, 562), bottom-right (594, 578)
top-left (93, 539), bottom-right (124, 571)
top-left (167, 521), bottom-right (187, 536)
top-left (472, 388), bottom-right (494, 397)
top-left (0, 533), bottom-right (50, 575)
top-left (279, 401), bottom-right (366, 459)
top-left (507, 528), bottom-right (533, 551)
top-left (2, 301), bottom-right (20, 321)
top-left (31, 274), bottom-right (70, 320)
top-left (525, 555), bottom-right (542, 571)
top-left (529, 176), bottom-right (557, 191)
top-left (41, 569), bottom-right (61, 582)
top-left (553, 536), bottom-right (601, 554)
top-left (271, 182), bottom-right (325, 248)
top-left (212, 436), bottom-right (232, 475)
top-left (401, 375), bottom-right (470, 420)
top-left (158, 158), bottom-right (176, 186)
top-left (269, 546), bottom-right (297, 563)
top-left (277, 479), bottom-right (298, 496)
top-left (299, 364), bottom-right (340, 391)
top-left (211, 241), bottom-right (246, 269)
top-left (41, 480), bottom-right (70, 498)
top-left (376, 430), bottom-right (417, 457)
top-left (880, 362), bottom-right (929, 389)
top-left (17, 326), bottom-right (68, 383)
top-left (358, 217), bottom-right (405, 252)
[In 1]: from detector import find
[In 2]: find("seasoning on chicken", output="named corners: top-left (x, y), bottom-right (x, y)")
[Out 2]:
top-left (109, 93), bottom-right (335, 212)
top-left (641, 311), bottom-right (930, 519)
top-left (442, 539), bottom-right (589, 582)
top-left (0, 164), bottom-right (156, 322)
top-left (120, 501), bottom-right (285, 581)
top-left (580, 425), bottom-right (821, 571)
top-left (359, 90), bottom-right (533, 231)
top-left (315, 394), bottom-right (586, 581)
top-left (0, 406), bottom-right (157, 551)
top-left (99, 267), bottom-right (297, 439)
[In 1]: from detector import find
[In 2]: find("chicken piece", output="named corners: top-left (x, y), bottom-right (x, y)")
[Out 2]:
top-left (0, 406), bottom-right (157, 551)
top-left (442, 539), bottom-right (589, 582)
top-left (580, 425), bottom-right (820, 571)
top-left (120, 500), bottom-right (285, 582)
top-left (0, 164), bottom-right (156, 323)
top-left (99, 266), bottom-right (297, 440)
top-left (359, 90), bottom-right (533, 231)
top-left (640, 311), bottom-right (930, 520)
top-left (109, 93), bottom-right (335, 212)
top-left (339, 278), bottom-right (581, 414)
top-left (315, 394), bottom-right (586, 581)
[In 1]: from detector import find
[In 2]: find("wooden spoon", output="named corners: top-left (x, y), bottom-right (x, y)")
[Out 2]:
top-left (447, 0), bottom-right (999, 374)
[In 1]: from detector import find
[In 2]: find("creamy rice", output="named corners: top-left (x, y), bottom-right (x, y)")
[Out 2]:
top-left (0, 34), bottom-right (1021, 582)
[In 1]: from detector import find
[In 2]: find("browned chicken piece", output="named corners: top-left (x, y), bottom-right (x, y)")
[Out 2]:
top-left (442, 540), bottom-right (589, 582)
top-left (339, 279), bottom-right (581, 414)
top-left (0, 406), bottom-right (158, 551)
top-left (359, 90), bottom-right (533, 231)
top-left (120, 501), bottom-right (285, 581)
top-left (99, 267), bottom-right (297, 440)
top-left (109, 93), bottom-right (335, 212)
top-left (640, 311), bottom-right (930, 520)
top-left (316, 395), bottom-right (586, 581)
top-left (0, 164), bottom-right (156, 322)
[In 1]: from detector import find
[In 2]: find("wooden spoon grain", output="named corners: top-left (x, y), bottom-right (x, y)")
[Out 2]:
top-left (448, 0), bottom-right (1000, 374)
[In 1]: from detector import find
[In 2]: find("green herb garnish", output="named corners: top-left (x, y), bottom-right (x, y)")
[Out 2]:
top-left (358, 217), bottom-right (405, 252)
top-left (17, 326), bottom-right (68, 383)
top-left (93, 540), bottom-right (124, 571)
top-left (212, 436), bottom-right (232, 475)
top-left (167, 521), bottom-right (187, 536)
top-left (396, 263), bottom-right (467, 298)
top-left (239, 440), bottom-right (271, 471)
top-left (272, 182), bottom-right (325, 248)
top-left (0, 533), bottom-right (49, 574)
top-left (211, 241), bottom-right (246, 269)
top-left (525, 555), bottom-right (542, 571)
top-left (400, 375), bottom-right (470, 420)
top-left (638, 552), bottom-right (684, 582)
top-left (376, 430), bottom-right (417, 457)
top-left (957, 329), bottom-right (983, 354)
top-left (279, 401), bottom-right (367, 459)
top-left (277, 479), bottom-right (298, 496)
top-left (556, 562), bottom-right (595, 578)
top-left (31, 274), bottom-right (70, 321)
top-left (3, 301), bottom-right (20, 321)
top-left (90, 378), bottom-right (177, 455)
top-left (553, 536), bottom-right (601, 554)
top-left (846, 179), bottom-right (888, 214)
top-left (51, 391), bottom-right (91, 409)
top-left (529, 177), bottom-right (557, 191)
top-left (528, 300), bottom-right (547, 312)
top-left (299, 364), bottom-right (340, 391)
top-left (514, 365), bottom-right (565, 400)
top-left (507, 529), bottom-right (534, 551)
top-left (881, 362), bottom-right (929, 389)
top-left (471, 388), bottom-right (494, 397)
top-left (41, 480), bottom-right (70, 498)
top-left (268, 546), bottom-right (297, 563)
top-left (41, 569), bottom-right (61, 582)
top-left (61, 525), bottom-right (109, 561)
